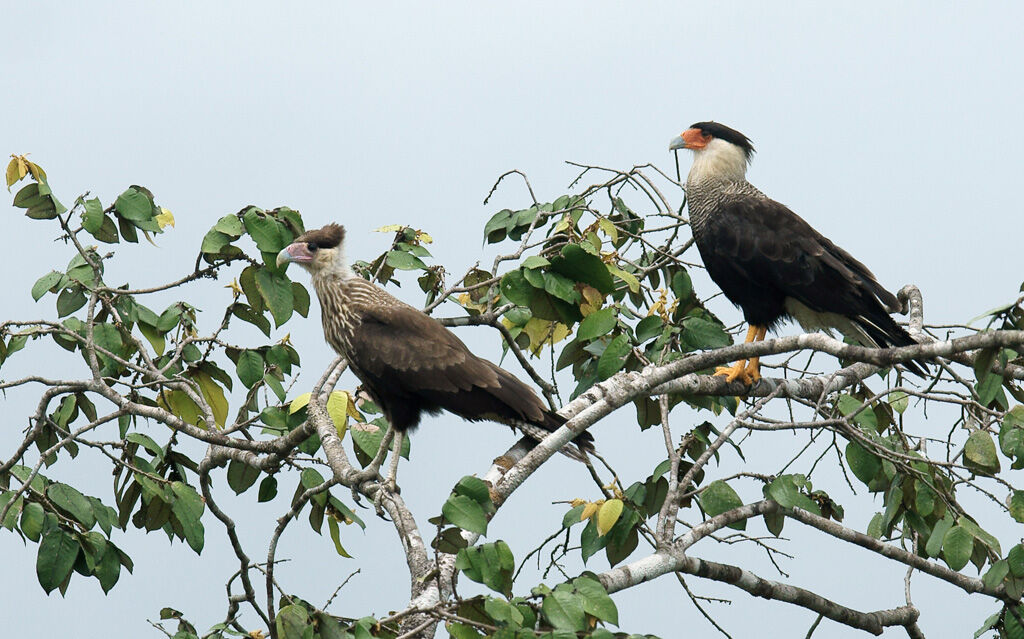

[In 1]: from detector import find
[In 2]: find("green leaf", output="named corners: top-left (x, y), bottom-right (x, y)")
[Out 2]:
top-left (258, 476), bottom-right (278, 503)
top-left (915, 482), bottom-right (936, 518)
top-left (255, 267), bottom-right (294, 327)
top-left (964, 430), bottom-right (1001, 474)
top-left (1010, 491), bottom-right (1024, 523)
top-left (699, 480), bottom-right (745, 530)
top-left (327, 516), bottom-right (352, 558)
top-left (276, 604), bottom-right (310, 639)
top-left (542, 589), bottom-right (586, 631)
top-left (453, 476), bottom-right (493, 509)
top-left (56, 287), bottom-right (87, 317)
top-left (983, 559), bottom-right (1010, 590)
top-left (385, 250), bottom-right (426, 271)
top-left (580, 518), bottom-right (608, 563)
top-left (36, 526), bottom-right (79, 593)
top-left (170, 481), bottom-right (205, 553)
top-left (47, 483), bottom-right (96, 529)
top-left (291, 283), bottom-right (310, 317)
top-left (596, 334), bottom-right (630, 380)
top-left (549, 244), bottom-right (614, 294)
top-left (243, 208), bottom-right (290, 253)
top-left (81, 197), bottom-right (104, 233)
top-left (577, 308), bottom-right (617, 341)
top-left (114, 187), bottom-right (153, 222)
top-left (680, 317), bottom-right (731, 349)
top-left (845, 442), bottom-right (881, 485)
top-left (635, 315), bottom-right (663, 343)
top-left (927, 515), bottom-right (954, 557)
top-left (236, 350), bottom-right (264, 389)
top-left (31, 271), bottom-right (63, 302)
top-left (201, 229), bottom-right (232, 254)
top-left (500, 271), bottom-right (534, 306)
top-left (837, 395), bottom-right (878, 432)
top-left (543, 271), bottom-right (581, 304)
top-left (442, 495), bottom-right (488, 535)
top-left (92, 323), bottom-right (125, 376)
top-left (521, 255), bottom-right (550, 270)
top-left (671, 270), bottom-right (693, 301)
top-left (889, 390), bottom-right (909, 414)
top-left (214, 214), bottom-right (244, 237)
top-left (483, 209), bottom-right (511, 243)
top-left (942, 525), bottom-right (974, 571)
top-left (94, 544), bottom-right (122, 593)
top-left (20, 502), bottom-right (45, 541)
top-left (573, 576), bottom-right (619, 625)
top-left (227, 460), bottom-right (260, 495)
top-left (1009, 545), bottom-right (1024, 578)
top-left (484, 597), bottom-right (524, 626)
top-left (455, 541), bottom-right (514, 596)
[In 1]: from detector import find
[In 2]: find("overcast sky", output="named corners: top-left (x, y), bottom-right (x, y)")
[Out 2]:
top-left (3, 3), bottom-right (1023, 638)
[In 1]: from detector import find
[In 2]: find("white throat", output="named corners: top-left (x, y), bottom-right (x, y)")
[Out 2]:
top-left (327, 244), bottom-right (356, 280)
top-left (687, 138), bottom-right (750, 184)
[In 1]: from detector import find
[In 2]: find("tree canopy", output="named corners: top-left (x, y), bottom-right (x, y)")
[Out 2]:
top-left (3, 155), bottom-right (1024, 639)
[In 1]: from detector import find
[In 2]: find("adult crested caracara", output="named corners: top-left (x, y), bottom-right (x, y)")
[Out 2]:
top-left (277, 224), bottom-right (593, 481)
top-left (670, 122), bottom-right (925, 383)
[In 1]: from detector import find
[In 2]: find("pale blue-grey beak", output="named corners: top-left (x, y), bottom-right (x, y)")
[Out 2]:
top-left (276, 247), bottom-right (294, 268)
top-left (669, 135), bottom-right (687, 151)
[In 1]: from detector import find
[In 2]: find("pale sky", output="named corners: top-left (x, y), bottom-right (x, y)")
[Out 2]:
top-left (3, 3), bottom-right (1022, 638)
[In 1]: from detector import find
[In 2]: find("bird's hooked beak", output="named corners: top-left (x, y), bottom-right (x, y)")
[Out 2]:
top-left (276, 243), bottom-right (313, 268)
top-left (668, 135), bottom-right (688, 151)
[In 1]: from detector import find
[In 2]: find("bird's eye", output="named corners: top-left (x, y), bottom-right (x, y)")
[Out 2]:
top-left (306, 242), bottom-right (318, 252)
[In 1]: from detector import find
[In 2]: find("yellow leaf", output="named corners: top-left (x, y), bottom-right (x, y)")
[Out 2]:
top-left (596, 498), bottom-right (624, 536)
top-left (523, 317), bottom-right (553, 356)
top-left (26, 160), bottom-right (45, 181)
top-left (597, 217), bottom-right (618, 243)
top-left (193, 370), bottom-right (228, 428)
top-left (16, 157), bottom-right (28, 180)
top-left (374, 224), bottom-right (404, 233)
top-left (415, 230), bottom-right (433, 244)
top-left (570, 497), bottom-right (587, 508)
top-left (155, 207), bottom-right (175, 229)
top-left (609, 266), bottom-right (640, 293)
top-left (225, 279), bottom-right (243, 296)
top-left (289, 392), bottom-right (312, 414)
top-left (553, 215), bottom-right (571, 234)
top-left (580, 285), bottom-right (604, 308)
top-left (580, 502), bottom-right (599, 522)
top-left (5, 158), bottom-right (18, 190)
top-left (343, 391), bottom-right (363, 422)
top-left (326, 390), bottom-right (350, 440)
top-left (158, 389), bottom-right (203, 427)
top-left (550, 322), bottom-right (570, 345)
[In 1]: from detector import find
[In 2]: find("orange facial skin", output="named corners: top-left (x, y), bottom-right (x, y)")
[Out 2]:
top-left (680, 127), bottom-right (710, 150)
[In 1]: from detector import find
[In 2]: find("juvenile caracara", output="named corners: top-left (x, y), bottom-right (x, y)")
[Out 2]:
top-left (277, 224), bottom-right (593, 483)
top-left (670, 122), bottom-right (925, 383)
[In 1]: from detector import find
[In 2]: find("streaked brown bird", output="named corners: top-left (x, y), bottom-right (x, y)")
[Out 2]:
top-left (670, 121), bottom-right (925, 383)
top-left (277, 224), bottom-right (592, 485)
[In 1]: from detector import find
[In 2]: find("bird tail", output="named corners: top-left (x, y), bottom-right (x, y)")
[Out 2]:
top-left (514, 411), bottom-right (595, 463)
top-left (853, 313), bottom-right (928, 377)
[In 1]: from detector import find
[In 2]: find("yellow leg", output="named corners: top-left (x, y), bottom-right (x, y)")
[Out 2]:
top-left (715, 325), bottom-right (766, 385)
top-left (743, 326), bottom-right (768, 382)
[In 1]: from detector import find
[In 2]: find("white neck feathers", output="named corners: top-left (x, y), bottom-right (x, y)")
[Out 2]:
top-left (687, 138), bottom-right (750, 184)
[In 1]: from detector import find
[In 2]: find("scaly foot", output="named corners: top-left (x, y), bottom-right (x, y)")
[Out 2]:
top-left (714, 359), bottom-right (754, 385)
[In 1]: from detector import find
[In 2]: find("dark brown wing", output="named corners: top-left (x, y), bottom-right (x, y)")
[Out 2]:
top-left (346, 302), bottom-right (594, 448)
top-left (698, 194), bottom-right (924, 374)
